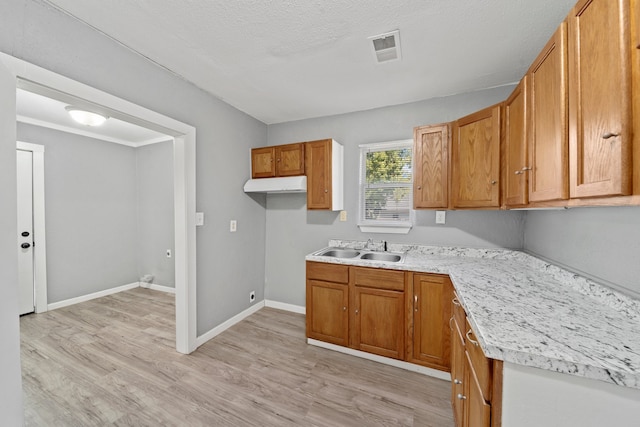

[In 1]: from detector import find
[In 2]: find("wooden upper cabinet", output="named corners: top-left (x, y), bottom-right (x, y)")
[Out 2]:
top-left (452, 105), bottom-right (501, 208)
top-left (251, 143), bottom-right (304, 179)
top-left (568, 0), bottom-right (633, 198)
top-left (305, 139), bottom-right (344, 211)
top-left (409, 274), bottom-right (452, 371)
top-left (528, 23), bottom-right (569, 203)
top-left (251, 147), bottom-right (276, 178)
top-left (275, 143), bottom-right (305, 176)
top-left (503, 77), bottom-right (528, 207)
top-left (413, 123), bottom-right (450, 209)
top-left (636, 0), bottom-right (640, 49)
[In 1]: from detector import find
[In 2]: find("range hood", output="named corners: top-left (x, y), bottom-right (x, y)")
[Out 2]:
top-left (243, 176), bottom-right (307, 193)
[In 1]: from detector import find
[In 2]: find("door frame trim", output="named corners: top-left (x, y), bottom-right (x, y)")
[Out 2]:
top-left (16, 142), bottom-right (46, 314)
top-left (3, 53), bottom-right (197, 354)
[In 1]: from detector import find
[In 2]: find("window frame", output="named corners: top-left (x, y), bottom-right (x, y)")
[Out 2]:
top-left (358, 139), bottom-right (414, 234)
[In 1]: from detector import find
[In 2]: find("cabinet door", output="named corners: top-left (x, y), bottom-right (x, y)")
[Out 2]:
top-left (451, 318), bottom-right (466, 427)
top-left (306, 279), bottom-right (349, 346)
top-left (528, 23), bottom-right (569, 202)
top-left (465, 352), bottom-right (491, 427)
top-left (352, 287), bottom-right (405, 360)
top-left (276, 143), bottom-right (305, 176)
top-left (637, 0), bottom-right (640, 49)
top-left (410, 274), bottom-right (452, 371)
top-left (251, 147), bottom-right (276, 178)
top-left (306, 139), bottom-right (333, 210)
top-left (452, 105), bottom-right (501, 208)
top-left (413, 123), bottom-right (449, 208)
top-left (503, 78), bottom-right (528, 207)
top-left (568, 0), bottom-right (632, 198)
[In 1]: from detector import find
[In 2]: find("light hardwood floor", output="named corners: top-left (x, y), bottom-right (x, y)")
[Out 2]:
top-left (21, 288), bottom-right (454, 426)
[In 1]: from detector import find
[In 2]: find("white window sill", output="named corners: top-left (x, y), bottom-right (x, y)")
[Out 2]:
top-left (358, 224), bottom-right (412, 234)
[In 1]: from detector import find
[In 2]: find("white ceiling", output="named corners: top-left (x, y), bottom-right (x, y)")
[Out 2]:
top-left (44, 0), bottom-right (577, 125)
top-left (16, 89), bottom-right (169, 146)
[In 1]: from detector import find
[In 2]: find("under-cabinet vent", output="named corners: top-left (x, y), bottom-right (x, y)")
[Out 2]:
top-left (369, 30), bottom-right (402, 63)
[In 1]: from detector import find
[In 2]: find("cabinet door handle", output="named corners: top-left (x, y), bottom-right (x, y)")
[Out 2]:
top-left (414, 295), bottom-right (418, 312)
top-left (491, 180), bottom-right (497, 185)
top-left (343, 306), bottom-right (347, 311)
top-left (417, 186), bottom-right (422, 190)
top-left (324, 189), bottom-right (328, 193)
top-left (457, 393), bottom-right (467, 400)
top-left (514, 170), bottom-right (523, 175)
top-left (521, 166), bottom-right (532, 171)
top-left (449, 316), bottom-right (454, 329)
top-left (602, 132), bottom-right (620, 139)
top-left (466, 329), bottom-right (479, 347)
top-left (453, 379), bottom-right (462, 385)
top-left (452, 298), bottom-right (461, 306)
top-left (355, 309), bottom-right (359, 315)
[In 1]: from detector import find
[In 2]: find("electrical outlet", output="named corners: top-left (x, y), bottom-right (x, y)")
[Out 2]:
top-left (166, 249), bottom-right (172, 258)
top-left (249, 290), bottom-right (256, 303)
top-left (339, 210), bottom-right (347, 221)
top-left (196, 212), bottom-right (204, 226)
top-left (435, 210), bottom-right (446, 224)
top-left (230, 220), bottom-right (237, 232)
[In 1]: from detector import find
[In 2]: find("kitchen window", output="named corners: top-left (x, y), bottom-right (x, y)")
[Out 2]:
top-left (358, 139), bottom-right (413, 234)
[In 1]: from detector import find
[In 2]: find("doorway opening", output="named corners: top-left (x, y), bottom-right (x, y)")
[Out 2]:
top-left (2, 52), bottom-right (197, 354)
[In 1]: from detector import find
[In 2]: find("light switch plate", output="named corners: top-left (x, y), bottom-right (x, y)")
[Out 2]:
top-left (196, 212), bottom-right (204, 226)
top-left (435, 210), bottom-right (446, 224)
top-left (230, 220), bottom-right (237, 232)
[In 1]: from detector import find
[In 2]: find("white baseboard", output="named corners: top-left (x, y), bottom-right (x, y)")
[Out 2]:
top-left (139, 282), bottom-right (176, 294)
top-left (47, 282), bottom-right (140, 311)
top-left (195, 301), bottom-right (266, 347)
top-left (265, 299), bottom-right (306, 314)
top-left (307, 338), bottom-right (451, 381)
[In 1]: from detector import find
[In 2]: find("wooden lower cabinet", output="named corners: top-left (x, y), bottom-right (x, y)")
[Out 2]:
top-left (451, 316), bottom-right (466, 426)
top-left (451, 294), bottom-right (502, 427)
top-left (306, 279), bottom-right (349, 346)
top-left (306, 262), bottom-right (349, 346)
top-left (408, 273), bottom-right (452, 370)
top-left (306, 262), bottom-right (452, 370)
top-left (465, 352), bottom-right (492, 427)
top-left (352, 285), bottom-right (405, 359)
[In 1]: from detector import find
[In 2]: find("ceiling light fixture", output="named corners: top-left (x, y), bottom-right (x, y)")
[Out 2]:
top-left (65, 106), bottom-right (109, 126)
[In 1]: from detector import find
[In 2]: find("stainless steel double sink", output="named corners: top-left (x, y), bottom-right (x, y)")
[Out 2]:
top-left (312, 247), bottom-right (405, 263)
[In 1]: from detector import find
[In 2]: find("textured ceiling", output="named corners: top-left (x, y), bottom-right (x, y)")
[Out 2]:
top-left (44, 0), bottom-right (577, 124)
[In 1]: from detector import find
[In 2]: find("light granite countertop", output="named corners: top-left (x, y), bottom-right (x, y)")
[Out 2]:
top-left (305, 240), bottom-right (640, 390)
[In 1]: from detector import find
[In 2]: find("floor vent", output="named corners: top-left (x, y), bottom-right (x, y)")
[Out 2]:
top-left (369, 30), bottom-right (402, 63)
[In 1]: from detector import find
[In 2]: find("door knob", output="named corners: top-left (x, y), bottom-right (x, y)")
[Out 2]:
top-left (21, 242), bottom-right (31, 249)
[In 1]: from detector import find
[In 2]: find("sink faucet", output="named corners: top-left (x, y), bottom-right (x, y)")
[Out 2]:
top-left (364, 238), bottom-right (373, 250)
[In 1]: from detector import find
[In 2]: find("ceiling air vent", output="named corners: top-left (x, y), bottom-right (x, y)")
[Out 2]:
top-left (369, 30), bottom-right (402, 63)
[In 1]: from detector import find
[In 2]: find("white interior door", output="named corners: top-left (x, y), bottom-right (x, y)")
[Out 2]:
top-left (17, 149), bottom-right (34, 315)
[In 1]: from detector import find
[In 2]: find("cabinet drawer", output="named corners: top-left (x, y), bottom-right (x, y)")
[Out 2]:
top-left (452, 293), bottom-right (466, 332)
top-left (306, 261), bottom-right (349, 284)
top-left (352, 266), bottom-right (405, 291)
top-left (465, 318), bottom-right (492, 401)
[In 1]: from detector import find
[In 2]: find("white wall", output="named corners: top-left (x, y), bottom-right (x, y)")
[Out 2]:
top-left (502, 362), bottom-right (640, 427)
top-left (265, 87), bottom-right (526, 306)
top-left (17, 123), bottom-right (140, 303)
top-left (136, 140), bottom-right (175, 287)
top-left (524, 207), bottom-right (640, 297)
top-left (0, 56), bottom-right (23, 426)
